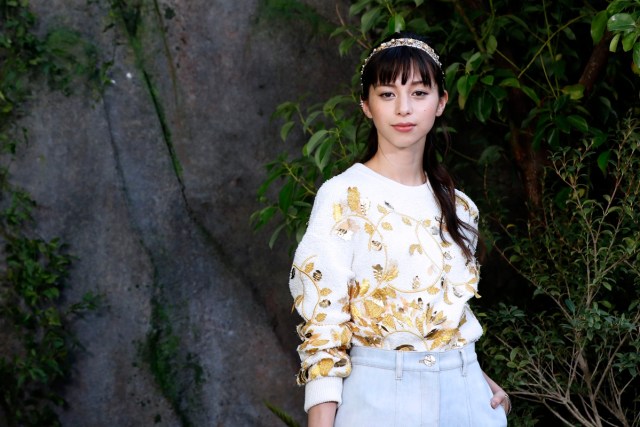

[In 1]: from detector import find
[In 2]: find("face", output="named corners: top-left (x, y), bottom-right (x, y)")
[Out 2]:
top-left (362, 68), bottom-right (448, 156)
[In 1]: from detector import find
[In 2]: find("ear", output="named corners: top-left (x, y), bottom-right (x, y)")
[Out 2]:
top-left (436, 90), bottom-right (449, 117)
top-left (361, 99), bottom-right (373, 119)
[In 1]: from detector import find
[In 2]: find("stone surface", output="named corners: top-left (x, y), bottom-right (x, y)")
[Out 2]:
top-left (7, 0), bottom-right (356, 425)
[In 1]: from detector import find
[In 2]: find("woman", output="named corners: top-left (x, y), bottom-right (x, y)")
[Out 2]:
top-left (289, 32), bottom-right (510, 426)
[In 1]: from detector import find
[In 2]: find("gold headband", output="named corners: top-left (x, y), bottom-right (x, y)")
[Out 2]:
top-left (361, 38), bottom-right (442, 76)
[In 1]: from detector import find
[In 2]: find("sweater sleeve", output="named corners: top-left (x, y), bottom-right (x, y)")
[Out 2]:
top-left (289, 181), bottom-right (354, 412)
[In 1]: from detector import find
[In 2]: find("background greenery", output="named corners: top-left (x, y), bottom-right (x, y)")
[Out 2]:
top-left (255, 0), bottom-right (640, 425)
top-left (0, 1), bottom-right (103, 425)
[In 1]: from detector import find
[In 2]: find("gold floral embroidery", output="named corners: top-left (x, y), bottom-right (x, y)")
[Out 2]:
top-left (333, 203), bottom-right (343, 221)
top-left (293, 185), bottom-right (482, 385)
top-left (347, 187), bottom-right (361, 212)
top-left (409, 244), bottom-right (423, 255)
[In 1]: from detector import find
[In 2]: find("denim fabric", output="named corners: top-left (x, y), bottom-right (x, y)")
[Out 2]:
top-left (334, 344), bottom-right (507, 427)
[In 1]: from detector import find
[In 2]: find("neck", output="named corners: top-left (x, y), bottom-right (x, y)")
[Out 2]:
top-left (364, 150), bottom-right (426, 186)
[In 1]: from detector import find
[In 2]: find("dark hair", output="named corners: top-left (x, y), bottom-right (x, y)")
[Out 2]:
top-left (360, 32), bottom-right (477, 260)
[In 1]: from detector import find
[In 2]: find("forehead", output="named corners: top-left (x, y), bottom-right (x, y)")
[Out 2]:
top-left (372, 65), bottom-right (434, 86)
top-left (370, 55), bottom-right (436, 87)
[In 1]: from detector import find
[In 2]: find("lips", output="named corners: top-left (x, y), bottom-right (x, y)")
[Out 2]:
top-left (392, 123), bottom-right (416, 132)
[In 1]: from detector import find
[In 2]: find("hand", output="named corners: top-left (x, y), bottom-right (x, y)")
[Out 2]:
top-left (482, 371), bottom-right (512, 415)
top-left (490, 390), bottom-right (511, 415)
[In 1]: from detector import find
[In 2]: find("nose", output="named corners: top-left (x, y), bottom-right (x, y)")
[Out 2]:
top-left (396, 93), bottom-right (412, 115)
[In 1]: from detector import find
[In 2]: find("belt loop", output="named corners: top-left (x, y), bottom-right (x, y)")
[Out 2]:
top-left (395, 351), bottom-right (403, 380)
top-left (460, 347), bottom-right (468, 377)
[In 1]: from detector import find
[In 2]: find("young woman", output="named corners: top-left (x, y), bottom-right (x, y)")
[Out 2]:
top-left (289, 32), bottom-right (511, 426)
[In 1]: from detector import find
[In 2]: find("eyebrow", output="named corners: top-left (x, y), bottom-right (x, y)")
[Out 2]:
top-left (377, 80), bottom-right (427, 88)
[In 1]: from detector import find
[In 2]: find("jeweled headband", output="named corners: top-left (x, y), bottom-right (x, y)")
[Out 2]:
top-left (360, 38), bottom-right (442, 77)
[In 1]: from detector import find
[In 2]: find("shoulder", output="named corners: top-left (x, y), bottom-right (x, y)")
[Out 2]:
top-left (454, 189), bottom-right (479, 225)
top-left (315, 165), bottom-right (364, 201)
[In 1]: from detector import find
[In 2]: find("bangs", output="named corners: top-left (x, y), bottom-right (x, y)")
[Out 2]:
top-left (367, 47), bottom-right (438, 88)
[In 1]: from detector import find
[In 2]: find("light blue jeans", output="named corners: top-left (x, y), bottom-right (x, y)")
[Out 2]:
top-left (334, 344), bottom-right (508, 427)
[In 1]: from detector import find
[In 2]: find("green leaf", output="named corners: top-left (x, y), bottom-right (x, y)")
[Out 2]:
top-left (567, 115), bottom-right (589, 132)
top-left (480, 75), bottom-right (494, 85)
top-left (280, 121), bottom-right (294, 141)
top-left (555, 115), bottom-right (571, 133)
top-left (607, 0), bottom-right (628, 15)
top-left (520, 85), bottom-right (540, 104)
top-left (592, 131), bottom-right (608, 148)
top-left (387, 14), bottom-right (405, 34)
top-left (273, 101), bottom-right (297, 120)
top-left (591, 10), bottom-right (609, 44)
top-left (561, 84), bottom-right (585, 100)
top-left (323, 95), bottom-right (348, 115)
top-left (314, 137), bottom-right (333, 171)
top-left (622, 30), bottom-right (639, 51)
top-left (634, 43), bottom-right (640, 68)
top-left (278, 179), bottom-right (294, 211)
top-left (338, 37), bottom-right (356, 56)
top-left (407, 17), bottom-right (429, 34)
top-left (607, 13), bottom-right (636, 32)
top-left (465, 51), bottom-right (483, 73)
top-left (609, 32), bottom-right (621, 51)
top-left (349, 0), bottom-right (371, 17)
top-left (268, 223), bottom-right (287, 249)
top-left (547, 127), bottom-right (559, 149)
top-left (303, 130), bottom-right (328, 156)
top-left (499, 77), bottom-right (520, 88)
top-left (456, 74), bottom-right (479, 109)
top-left (445, 62), bottom-right (460, 88)
top-left (473, 93), bottom-right (492, 123)
top-left (597, 150), bottom-right (611, 174)
top-left (486, 35), bottom-right (497, 54)
top-left (414, 0), bottom-right (424, 6)
top-left (554, 187), bottom-right (571, 208)
top-left (565, 299), bottom-right (575, 313)
top-left (477, 145), bottom-right (503, 165)
top-left (563, 27), bottom-right (576, 41)
top-left (361, 6), bottom-right (382, 33)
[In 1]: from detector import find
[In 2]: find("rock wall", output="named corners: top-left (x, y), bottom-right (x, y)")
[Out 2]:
top-left (9, 0), bottom-right (356, 425)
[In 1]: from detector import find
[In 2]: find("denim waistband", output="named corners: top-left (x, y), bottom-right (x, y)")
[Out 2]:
top-left (349, 343), bottom-right (477, 375)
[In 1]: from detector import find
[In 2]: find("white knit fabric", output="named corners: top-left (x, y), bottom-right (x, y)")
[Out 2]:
top-left (289, 163), bottom-right (484, 411)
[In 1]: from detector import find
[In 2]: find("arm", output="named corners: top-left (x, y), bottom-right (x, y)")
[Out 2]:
top-left (290, 183), bottom-right (354, 412)
top-left (308, 402), bottom-right (337, 427)
top-left (482, 371), bottom-right (511, 414)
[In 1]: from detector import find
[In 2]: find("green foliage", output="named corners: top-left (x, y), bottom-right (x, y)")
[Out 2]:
top-left (259, 0), bottom-right (334, 35)
top-left (252, 95), bottom-right (369, 247)
top-left (140, 300), bottom-right (205, 427)
top-left (0, 1), bottom-right (104, 425)
top-left (255, 0), bottom-right (640, 425)
top-left (592, 0), bottom-right (640, 68)
top-left (0, 174), bottom-right (99, 426)
top-left (254, 0), bottom-right (639, 248)
top-left (482, 118), bottom-right (640, 426)
top-left (265, 401), bottom-right (301, 427)
top-left (0, 0), bottom-right (110, 152)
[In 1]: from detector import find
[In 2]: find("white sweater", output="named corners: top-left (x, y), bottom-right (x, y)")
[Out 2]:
top-left (289, 163), bottom-right (483, 412)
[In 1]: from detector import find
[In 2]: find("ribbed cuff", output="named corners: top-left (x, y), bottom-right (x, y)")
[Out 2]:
top-left (304, 376), bottom-right (343, 412)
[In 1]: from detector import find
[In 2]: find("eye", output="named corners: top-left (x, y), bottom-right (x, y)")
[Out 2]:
top-left (379, 92), bottom-right (395, 99)
top-left (413, 90), bottom-right (429, 97)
